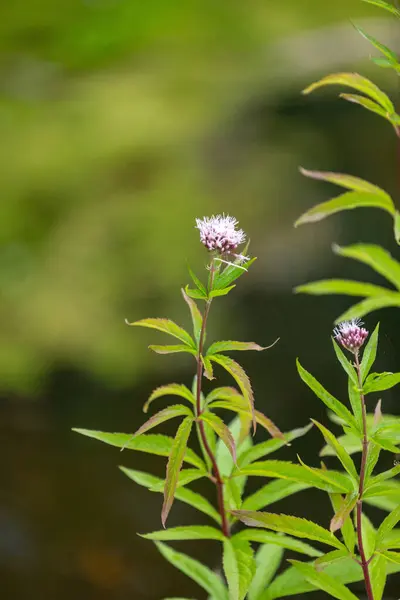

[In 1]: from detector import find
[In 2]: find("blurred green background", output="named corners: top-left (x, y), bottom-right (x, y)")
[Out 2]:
top-left (1, 0), bottom-right (400, 598)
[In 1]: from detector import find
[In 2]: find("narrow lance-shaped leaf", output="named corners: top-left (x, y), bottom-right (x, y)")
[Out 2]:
top-left (247, 543), bottom-right (284, 600)
top-left (241, 479), bottom-right (310, 512)
top-left (297, 455), bottom-right (356, 494)
top-left (370, 554), bottom-right (387, 600)
top-left (364, 372), bottom-right (400, 394)
top-left (213, 257), bottom-right (256, 291)
top-left (187, 265), bottom-right (207, 296)
top-left (201, 356), bottom-right (214, 380)
top-left (144, 383), bottom-right (195, 412)
top-left (332, 339), bottom-right (358, 386)
top-left (334, 243), bottom-right (400, 291)
top-left (126, 318), bottom-right (195, 347)
top-left (289, 560), bottom-right (359, 600)
top-left (209, 398), bottom-right (285, 441)
top-left (377, 504), bottom-right (400, 546)
top-left (127, 404), bottom-right (193, 444)
top-left (360, 322), bottom-right (379, 382)
top-left (207, 339), bottom-right (278, 355)
top-left (329, 493), bottom-right (356, 552)
top-left (181, 288), bottom-right (203, 345)
top-left (234, 529), bottom-right (322, 557)
top-left (295, 279), bottom-right (392, 298)
top-left (330, 493), bottom-right (358, 534)
top-left (141, 525), bottom-right (224, 541)
top-left (312, 420), bottom-right (358, 480)
top-left (362, 0), bottom-right (400, 18)
top-left (162, 417), bottom-right (193, 527)
top-left (155, 542), bottom-right (229, 600)
top-left (335, 293), bottom-right (400, 323)
top-left (223, 538), bottom-right (256, 600)
top-left (340, 93), bottom-right (391, 120)
top-left (148, 344), bottom-right (197, 356)
top-left (355, 24), bottom-right (399, 64)
top-left (199, 412), bottom-right (237, 463)
top-left (232, 510), bottom-right (346, 550)
top-left (314, 549), bottom-right (350, 570)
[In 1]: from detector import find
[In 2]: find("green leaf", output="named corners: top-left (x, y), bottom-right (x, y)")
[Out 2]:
top-left (295, 190), bottom-right (394, 227)
top-left (144, 383), bottom-right (195, 412)
top-left (213, 258), bottom-right (256, 290)
top-left (131, 404), bottom-right (193, 440)
top-left (141, 525), bottom-right (224, 542)
top-left (364, 372), bottom-right (400, 394)
top-left (223, 538), bottom-right (256, 600)
top-left (234, 529), bottom-right (322, 557)
top-left (377, 504), bottom-right (400, 546)
top-left (215, 416), bottom-right (248, 479)
top-left (361, 513), bottom-right (376, 560)
top-left (367, 464), bottom-right (400, 492)
top-left (238, 423), bottom-right (313, 467)
top-left (238, 459), bottom-right (353, 493)
top-left (362, 0), bottom-right (400, 18)
top-left (320, 432), bottom-right (361, 458)
top-left (184, 285), bottom-right (207, 300)
top-left (395, 210), bottom-right (400, 245)
top-left (241, 480), bottom-right (310, 512)
top-left (232, 511), bottom-right (346, 550)
top-left (330, 493), bottom-right (358, 533)
top-left (207, 340), bottom-right (274, 355)
top-left (374, 422), bottom-right (400, 446)
top-left (332, 340), bottom-right (358, 386)
top-left (335, 293), bottom-right (400, 322)
top-left (162, 416), bottom-right (193, 527)
top-left (312, 420), bottom-right (358, 480)
top-left (126, 318), bottom-right (195, 347)
top-left (329, 493), bottom-right (356, 552)
top-left (209, 354), bottom-right (255, 428)
top-left (356, 24), bottom-right (399, 62)
top-left (381, 549), bottom-right (400, 564)
top-left (149, 344), bottom-right (197, 356)
top-left (199, 412), bottom-right (237, 463)
top-left (365, 441), bottom-right (381, 481)
top-left (382, 528), bottom-right (400, 549)
top-left (181, 288), bottom-right (203, 345)
top-left (289, 560), bottom-right (359, 600)
top-left (209, 399), bottom-right (285, 441)
top-left (296, 360), bottom-right (358, 431)
top-left (206, 386), bottom-right (242, 404)
top-left (334, 243), bottom-right (400, 290)
top-left (201, 356), bottom-right (214, 380)
top-left (340, 93), bottom-right (390, 119)
top-left (148, 468), bottom-right (207, 492)
top-left (347, 380), bottom-right (362, 431)
top-left (119, 467), bottom-right (220, 523)
top-left (209, 285), bottom-right (237, 298)
top-left (72, 429), bottom-right (205, 469)
top-left (370, 554), bottom-right (387, 600)
top-left (187, 266), bottom-right (207, 296)
top-left (295, 279), bottom-right (392, 298)
top-left (299, 168), bottom-right (392, 196)
top-left (155, 542), bottom-right (228, 600)
top-left (248, 543), bottom-right (284, 600)
top-left (360, 322), bottom-right (379, 382)
top-left (314, 549), bottom-right (350, 570)
top-left (302, 73), bottom-right (395, 113)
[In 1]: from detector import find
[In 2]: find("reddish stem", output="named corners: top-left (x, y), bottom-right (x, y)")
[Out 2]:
top-left (354, 353), bottom-right (374, 600)
top-left (195, 263), bottom-right (230, 538)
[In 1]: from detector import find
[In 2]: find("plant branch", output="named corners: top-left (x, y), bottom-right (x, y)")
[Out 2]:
top-left (195, 260), bottom-right (230, 537)
top-left (354, 352), bottom-right (374, 600)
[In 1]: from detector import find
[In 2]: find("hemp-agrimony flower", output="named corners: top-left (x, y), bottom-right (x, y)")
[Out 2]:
top-left (333, 318), bottom-right (368, 354)
top-left (195, 214), bottom-right (246, 257)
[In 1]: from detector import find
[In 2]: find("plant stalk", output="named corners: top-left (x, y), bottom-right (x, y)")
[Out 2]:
top-left (195, 261), bottom-right (230, 537)
top-left (354, 352), bottom-right (374, 600)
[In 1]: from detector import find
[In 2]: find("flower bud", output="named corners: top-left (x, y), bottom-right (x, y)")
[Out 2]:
top-left (333, 318), bottom-right (368, 354)
top-left (195, 214), bottom-right (246, 255)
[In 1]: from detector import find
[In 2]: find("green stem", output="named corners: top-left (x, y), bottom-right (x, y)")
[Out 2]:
top-left (195, 260), bottom-right (230, 537)
top-left (354, 352), bottom-right (374, 600)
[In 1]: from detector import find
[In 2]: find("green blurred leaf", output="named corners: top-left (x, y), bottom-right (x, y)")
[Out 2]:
top-left (296, 359), bottom-right (358, 431)
top-left (340, 93), bottom-right (390, 119)
top-left (377, 504), bottom-right (400, 547)
top-left (364, 371), bottom-right (400, 393)
top-left (201, 356), bottom-right (215, 380)
top-left (155, 542), bottom-right (228, 600)
top-left (248, 543), bottom-right (284, 600)
top-left (320, 432), bottom-right (361, 458)
top-left (356, 24), bottom-right (399, 61)
top-left (207, 340), bottom-right (273, 355)
top-left (241, 480), bottom-right (310, 512)
top-left (144, 383), bottom-right (195, 412)
top-left (185, 286), bottom-right (208, 300)
top-left (119, 467), bottom-right (220, 523)
top-left (334, 243), bottom-right (400, 290)
top-left (289, 560), bottom-right (359, 600)
top-left (199, 412), bottom-right (237, 463)
top-left (209, 285), bottom-right (237, 298)
top-left (162, 416), bottom-right (193, 527)
top-left (223, 538), bottom-right (256, 600)
top-left (330, 493), bottom-right (357, 533)
top-left (312, 420), bottom-right (358, 480)
top-left (141, 525), bottom-right (224, 541)
top-left (234, 529), bottom-right (322, 557)
top-left (127, 318), bottom-right (195, 347)
top-left (299, 168), bottom-right (392, 195)
top-left (362, 0), bottom-right (400, 18)
top-left (360, 322), bottom-right (379, 382)
top-left (336, 294), bottom-right (400, 322)
top-left (181, 288), bottom-right (203, 345)
top-left (302, 72), bottom-right (395, 112)
top-left (238, 423), bottom-right (313, 467)
top-left (72, 429), bottom-right (205, 469)
top-left (370, 553), bottom-right (387, 600)
top-left (381, 549), bottom-right (400, 564)
top-left (149, 344), bottom-right (198, 355)
top-left (232, 510), bottom-right (346, 550)
top-left (295, 279), bottom-right (391, 298)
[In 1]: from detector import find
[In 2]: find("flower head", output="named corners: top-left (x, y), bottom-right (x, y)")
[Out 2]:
top-left (195, 214), bottom-right (246, 255)
top-left (333, 318), bottom-right (368, 354)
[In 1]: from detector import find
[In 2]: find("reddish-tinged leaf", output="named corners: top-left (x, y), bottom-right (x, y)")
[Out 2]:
top-left (199, 412), bottom-right (237, 463)
top-left (162, 417), bottom-right (193, 527)
top-left (149, 344), bottom-right (197, 356)
top-left (126, 318), bottom-right (195, 347)
top-left (144, 383), bottom-right (195, 413)
top-left (128, 404), bottom-right (193, 445)
top-left (330, 494), bottom-right (358, 533)
top-left (206, 386), bottom-right (242, 404)
top-left (206, 339), bottom-right (279, 356)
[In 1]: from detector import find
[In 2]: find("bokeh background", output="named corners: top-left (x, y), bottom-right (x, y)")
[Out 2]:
top-left (1, 0), bottom-right (400, 598)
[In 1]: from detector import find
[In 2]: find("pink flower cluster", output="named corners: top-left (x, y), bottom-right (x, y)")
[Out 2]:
top-left (334, 318), bottom-right (369, 354)
top-left (195, 214), bottom-right (246, 255)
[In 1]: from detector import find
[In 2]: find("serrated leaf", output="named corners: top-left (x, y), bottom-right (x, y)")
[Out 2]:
top-left (314, 549), bottom-right (350, 570)
top-left (370, 554), bottom-right (387, 600)
top-left (149, 344), bottom-right (198, 356)
top-left (199, 412), bottom-right (237, 463)
top-left (248, 543), bottom-right (284, 600)
top-left (241, 479), bottom-right (310, 512)
top-left (238, 459), bottom-right (353, 493)
top-left (209, 354), bottom-right (256, 429)
top-left (360, 322), bottom-right (379, 382)
top-left (329, 493), bottom-right (356, 552)
top-left (302, 73), bottom-right (394, 113)
top-left (155, 542), bottom-right (228, 600)
top-left (72, 429), bottom-right (205, 469)
top-left (295, 279), bottom-right (391, 298)
top-left (207, 340), bottom-right (274, 355)
top-left (119, 467), bottom-right (220, 523)
top-left (312, 420), bottom-right (358, 480)
top-left (377, 504), bottom-right (400, 546)
top-left (295, 190), bottom-right (394, 227)
top-left (364, 371), bottom-right (400, 393)
top-left (289, 560), bottom-right (359, 600)
top-left (232, 511), bottom-right (346, 550)
top-left (298, 455), bottom-right (356, 493)
top-left (335, 293), bottom-right (400, 322)
top-left (131, 404), bottom-right (193, 440)
top-left (362, 0), bottom-right (400, 18)
top-left (141, 525), bottom-right (224, 541)
top-left (223, 538), bottom-right (256, 600)
top-left (209, 399), bottom-right (285, 442)
top-left (127, 318), bottom-right (195, 347)
top-left (209, 285), bottom-right (237, 298)
top-left (238, 423), bottom-right (313, 467)
top-left (181, 288), bottom-right (203, 345)
top-left (162, 417), bottom-right (193, 527)
top-left (334, 243), bottom-right (400, 290)
top-left (206, 386), bottom-right (242, 404)
top-left (234, 529), bottom-right (322, 557)
top-left (202, 356), bottom-right (215, 380)
top-left (144, 383), bottom-right (195, 413)
top-left (330, 493), bottom-right (358, 533)
top-left (296, 360), bottom-right (358, 431)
